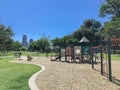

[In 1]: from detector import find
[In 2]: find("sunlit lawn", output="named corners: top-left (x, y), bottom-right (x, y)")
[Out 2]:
top-left (22, 52), bottom-right (47, 56)
top-left (94, 53), bottom-right (120, 61)
top-left (22, 51), bottom-right (56, 57)
top-left (0, 56), bottom-right (41, 90)
top-left (111, 54), bottom-right (120, 60)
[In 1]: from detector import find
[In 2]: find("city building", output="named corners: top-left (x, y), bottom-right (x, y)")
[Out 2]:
top-left (29, 38), bottom-right (34, 45)
top-left (22, 35), bottom-right (28, 48)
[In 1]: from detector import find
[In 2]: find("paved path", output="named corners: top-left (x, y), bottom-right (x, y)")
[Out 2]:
top-left (13, 57), bottom-right (120, 90)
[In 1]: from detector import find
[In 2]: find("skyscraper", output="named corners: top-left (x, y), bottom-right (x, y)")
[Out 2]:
top-left (22, 35), bottom-right (28, 48)
top-left (29, 38), bottom-right (34, 45)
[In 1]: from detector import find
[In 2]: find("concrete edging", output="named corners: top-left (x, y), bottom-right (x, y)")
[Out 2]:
top-left (29, 64), bottom-right (45, 90)
top-left (9, 60), bottom-right (45, 90)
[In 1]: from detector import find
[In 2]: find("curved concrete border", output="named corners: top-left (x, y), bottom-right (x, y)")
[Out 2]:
top-left (29, 64), bottom-right (45, 90)
top-left (9, 60), bottom-right (45, 90)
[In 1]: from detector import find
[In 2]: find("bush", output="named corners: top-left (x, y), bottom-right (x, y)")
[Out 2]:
top-left (116, 50), bottom-right (120, 54)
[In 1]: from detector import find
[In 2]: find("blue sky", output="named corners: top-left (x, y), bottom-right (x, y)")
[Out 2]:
top-left (0, 0), bottom-right (107, 42)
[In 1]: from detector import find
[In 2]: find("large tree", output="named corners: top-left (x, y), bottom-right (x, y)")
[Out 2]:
top-left (28, 35), bottom-right (50, 52)
top-left (99, 0), bottom-right (120, 18)
top-left (100, 18), bottom-right (120, 38)
top-left (12, 41), bottom-right (22, 51)
top-left (0, 24), bottom-right (14, 52)
top-left (28, 41), bottom-right (38, 52)
top-left (81, 19), bottom-right (101, 32)
top-left (5, 38), bottom-right (14, 51)
top-left (72, 19), bottom-right (102, 46)
top-left (99, 0), bottom-right (120, 38)
top-left (52, 35), bottom-right (79, 48)
top-left (37, 37), bottom-right (50, 53)
top-left (52, 37), bottom-right (62, 47)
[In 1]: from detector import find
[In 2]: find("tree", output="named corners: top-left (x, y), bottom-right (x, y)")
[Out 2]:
top-left (37, 37), bottom-right (50, 53)
top-left (5, 38), bottom-right (14, 51)
top-left (100, 18), bottom-right (120, 38)
top-left (28, 36), bottom-right (50, 52)
top-left (52, 37), bottom-right (62, 47)
top-left (99, 0), bottom-right (120, 18)
top-left (20, 47), bottom-right (28, 51)
top-left (28, 41), bottom-right (39, 52)
top-left (12, 41), bottom-right (22, 51)
top-left (72, 19), bottom-right (102, 46)
top-left (61, 35), bottom-right (79, 47)
top-left (72, 29), bottom-right (83, 40)
top-left (81, 19), bottom-right (101, 32)
top-left (52, 35), bottom-right (79, 49)
top-left (99, 0), bottom-right (120, 38)
top-left (0, 24), bottom-right (14, 52)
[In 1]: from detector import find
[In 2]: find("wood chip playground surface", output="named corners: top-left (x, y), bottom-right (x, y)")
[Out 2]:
top-left (13, 56), bottom-right (120, 90)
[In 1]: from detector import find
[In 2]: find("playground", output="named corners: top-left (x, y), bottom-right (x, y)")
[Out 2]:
top-left (11, 37), bottom-right (120, 90)
top-left (13, 56), bottom-right (120, 90)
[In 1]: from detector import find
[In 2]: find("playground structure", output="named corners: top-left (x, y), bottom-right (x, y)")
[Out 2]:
top-left (51, 36), bottom-right (91, 63)
top-left (91, 37), bottom-right (120, 82)
top-left (51, 36), bottom-right (120, 82)
top-left (51, 46), bottom-right (91, 63)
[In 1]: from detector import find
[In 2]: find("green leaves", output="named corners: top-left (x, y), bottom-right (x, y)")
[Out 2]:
top-left (0, 24), bottom-right (14, 51)
top-left (103, 18), bottom-right (120, 38)
top-left (99, 0), bottom-right (120, 39)
top-left (28, 36), bottom-right (50, 52)
top-left (99, 0), bottom-right (120, 18)
top-left (72, 19), bottom-right (102, 46)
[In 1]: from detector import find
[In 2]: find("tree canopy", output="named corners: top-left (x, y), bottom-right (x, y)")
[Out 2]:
top-left (72, 19), bottom-right (102, 46)
top-left (28, 35), bottom-right (50, 52)
top-left (99, 0), bottom-right (120, 38)
top-left (99, 0), bottom-right (120, 18)
top-left (0, 24), bottom-right (14, 51)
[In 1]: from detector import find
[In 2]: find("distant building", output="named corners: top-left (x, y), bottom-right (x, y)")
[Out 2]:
top-left (29, 38), bottom-right (34, 45)
top-left (22, 35), bottom-right (28, 48)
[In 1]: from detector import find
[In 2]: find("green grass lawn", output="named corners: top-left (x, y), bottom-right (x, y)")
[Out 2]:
top-left (0, 56), bottom-right (41, 90)
top-left (0, 51), bottom-right (54, 57)
top-left (22, 52), bottom-right (47, 56)
top-left (21, 51), bottom-right (56, 57)
top-left (97, 53), bottom-right (120, 61)
top-left (111, 54), bottom-right (120, 60)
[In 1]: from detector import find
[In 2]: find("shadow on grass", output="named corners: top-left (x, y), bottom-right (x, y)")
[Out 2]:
top-left (0, 57), bottom-right (4, 59)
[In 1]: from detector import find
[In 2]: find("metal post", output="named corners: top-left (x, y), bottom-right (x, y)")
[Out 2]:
top-left (59, 48), bottom-right (61, 61)
top-left (100, 47), bottom-right (103, 75)
top-left (107, 37), bottom-right (112, 81)
top-left (70, 46), bottom-right (72, 62)
top-left (81, 47), bottom-right (83, 63)
top-left (72, 46), bottom-right (74, 62)
top-left (50, 51), bottom-right (52, 60)
top-left (65, 48), bottom-right (67, 62)
top-left (91, 52), bottom-right (94, 69)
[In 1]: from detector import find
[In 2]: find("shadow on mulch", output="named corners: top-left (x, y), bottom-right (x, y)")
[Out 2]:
top-left (51, 58), bottom-right (120, 87)
top-left (112, 77), bottom-right (120, 86)
top-left (51, 58), bottom-right (101, 65)
top-left (93, 68), bottom-right (101, 72)
top-left (93, 68), bottom-right (120, 86)
top-left (91, 68), bottom-right (120, 87)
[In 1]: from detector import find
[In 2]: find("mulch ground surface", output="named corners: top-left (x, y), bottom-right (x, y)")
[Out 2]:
top-left (13, 57), bottom-right (120, 90)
